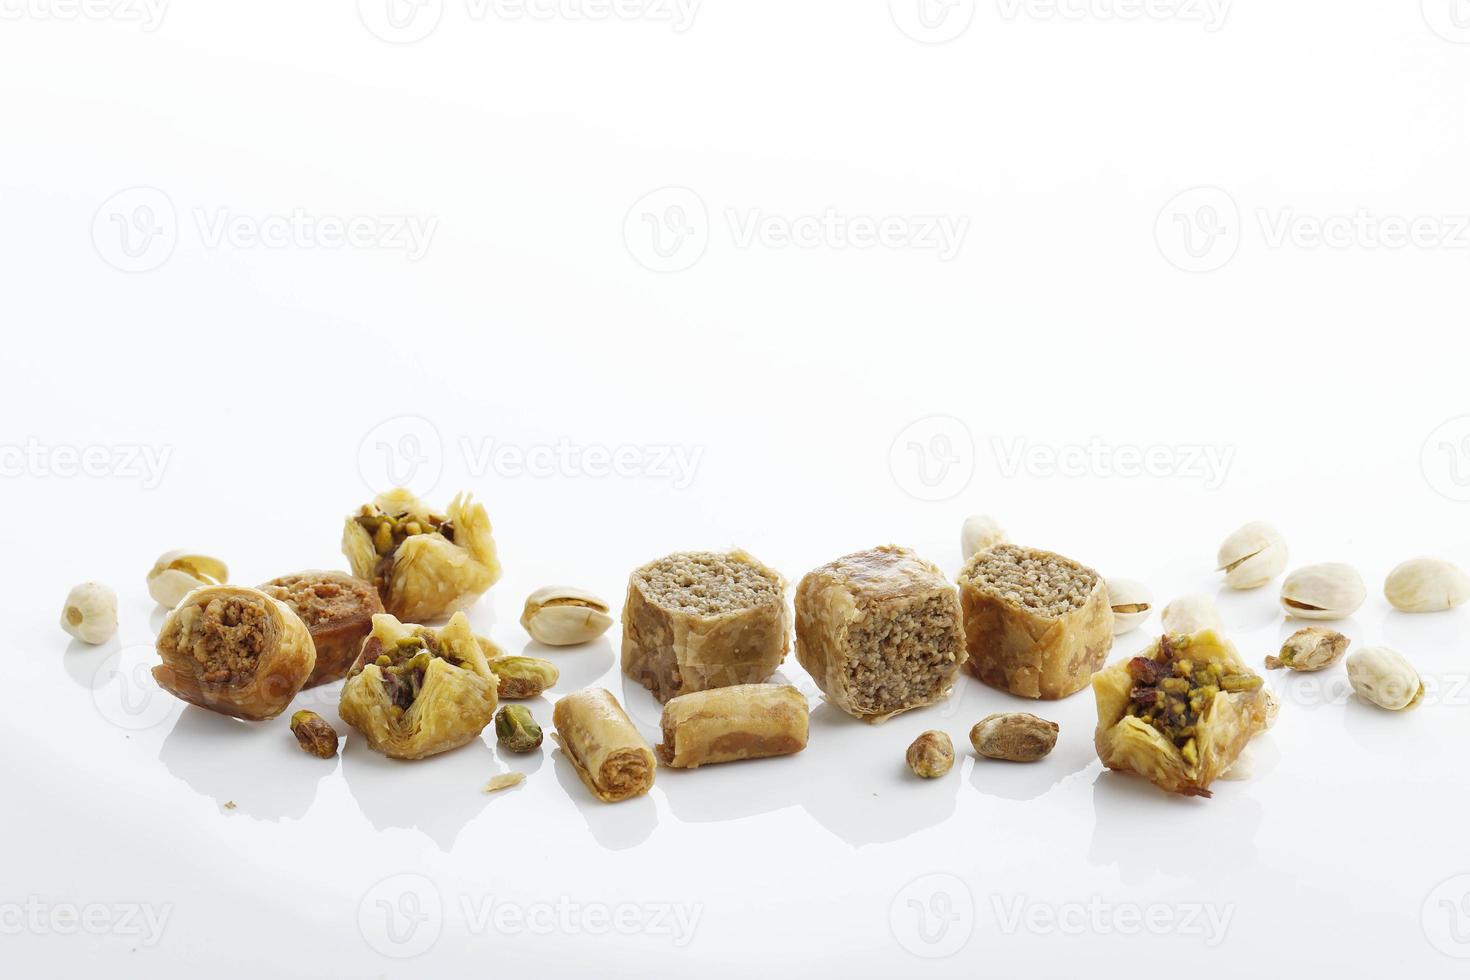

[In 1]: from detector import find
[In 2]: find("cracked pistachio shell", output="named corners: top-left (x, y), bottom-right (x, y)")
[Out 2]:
top-left (1161, 594), bottom-right (1223, 635)
top-left (960, 514), bottom-right (1007, 561)
top-left (1105, 578), bottom-right (1153, 636)
top-left (1216, 521), bottom-right (1288, 590)
top-left (147, 550), bottom-right (228, 608)
top-left (519, 586), bottom-right (613, 646)
top-left (1280, 564), bottom-right (1365, 620)
top-left (1383, 558), bottom-right (1470, 613)
top-left (1346, 646), bottom-right (1424, 711)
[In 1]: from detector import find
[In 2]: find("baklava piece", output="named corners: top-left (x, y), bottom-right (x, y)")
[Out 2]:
top-left (795, 545), bottom-right (966, 723)
top-left (622, 550), bottom-right (789, 703)
top-left (1093, 630), bottom-right (1269, 797)
top-left (338, 612), bottom-right (498, 760)
top-left (552, 689), bottom-right (656, 803)
top-left (957, 544), bottom-right (1114, 700)
top-left (259, 571), bottom-right (383, 687)
top-left (657, 684), bottom-right (809, 769)
top-left (153, 586), bottom-right (315, 721)
top-left (342, 489), bottom-right (501, 622)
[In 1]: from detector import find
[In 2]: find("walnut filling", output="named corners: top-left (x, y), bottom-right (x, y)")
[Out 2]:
top-left (354, 504), bottom-right (456, 592)
top-left (1124, 636), bottom-right (1262, 766)
top-left (962, 544), bottom-right (1098, 617)
top-left (845, 593), bottom-right (962, 713)
top-left (171, 594), bottom-right (274, 687)
top-left (634, 552), bottom-right (781, 617)
top-left (261, 572), bottom-right (376, 629)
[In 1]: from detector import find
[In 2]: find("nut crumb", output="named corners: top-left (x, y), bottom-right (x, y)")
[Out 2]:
top-left (483, 772), bottom-right (526, 793)
top-left (223, 801), bottom-right (237, 810)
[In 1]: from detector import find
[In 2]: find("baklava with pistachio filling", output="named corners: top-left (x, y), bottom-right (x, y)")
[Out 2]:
top-left (342, 489), bottom-right (501, 622)
top-left (1093, 630), bottom-right (1270, 798)
top-left (338, 612), bottom-right (499, 760)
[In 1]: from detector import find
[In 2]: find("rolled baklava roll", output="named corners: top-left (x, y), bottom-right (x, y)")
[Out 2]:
top-left (657, 684), bottom-right (809, 769)
top-left (259, 571), bottom-right (383, 687)
top-left (152, 586), bottom-right (315, 721)
top-left (342, 488), bottom-right (501, 622)
top-left (551, 689), bottom-right (655, 803)
top-left (338, 612), bottom-right (498, 760)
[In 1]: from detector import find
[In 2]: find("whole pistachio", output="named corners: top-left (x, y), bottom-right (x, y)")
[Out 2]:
top-left (495, 705), bottom-right (543, 752)
top-left (1280, 564), bottom-right (1366, 620)
top-left (905, 731), bottom-right (954, 778)
top-left (60, 581), bottom-right (118, 645)
top-left (1106, 578), bottom-right (1153, 635)
top-left (290, 710), bottom-right (339, 759)
top-left (490, 656), bottom-right (559, 699)
top-left (970, 712), bottom-right (1058, 762)
top-left (1216, 521), bottom-right (1288, 590)
top-left (1383, 558), bottom-right (1470, 613)
top-left (520, 586), bottom-right (613, 646)
top-left (1266, 627), bottom-right (1349, 672)
top-left (1346, 646), bottom-right (1424, 711)
top-left (1161, 594), bottom-right (1223, 636)
top-left (960, 514), bottom-right (1008, 561)
top-left (147, 550), bottom-right (228, 608)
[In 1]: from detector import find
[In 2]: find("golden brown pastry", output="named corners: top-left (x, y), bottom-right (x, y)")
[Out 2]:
top-left (622, 550), bottom-right (789, 703)
top-left (259, 571), bottom-right (383, 687)
top-left (152, 585), bottom-right (315, 721)
top-left (957, 544), bottom-right (1113, 700)
top-left (342, 489), bottom-right (501, 622)
top-left (1093, 630), bottom-right (1270, 797)
top-left (338, 612), bottom-right (498, 760)
top-left (551, 689), bottom-right (655, 803)
top-left (795, 545), bottom-right (966, 723)
top-left (656, 684), bottom-right (809, 769)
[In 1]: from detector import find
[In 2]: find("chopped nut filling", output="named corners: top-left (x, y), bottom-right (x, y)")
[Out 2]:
top-left (352, 630), bottom-right (471, 712)
top-left (354, 503), bottom-right (456, 592)
top-left (171, 594), bottom-right (274, 687)
top-left (1124, 636), bottom-right (1262, 766)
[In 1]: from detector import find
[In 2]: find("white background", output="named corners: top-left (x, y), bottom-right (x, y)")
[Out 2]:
top-left (5, 1), bottom-right (1470, 977)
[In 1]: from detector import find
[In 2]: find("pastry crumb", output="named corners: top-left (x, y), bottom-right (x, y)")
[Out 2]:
top-left (483, 772), bottom-right (525, 793)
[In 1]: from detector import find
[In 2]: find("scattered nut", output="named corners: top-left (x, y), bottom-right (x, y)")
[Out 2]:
top-left (970, 712), bottom-right (1059, 762)
top-left (484, 772), bottom-right (526, 793)
top-left (1216, 521), bottom-right (1288, 590)
top-left (1280, 563), bottom-right (1366, 620)
top-left (1162, 594), bottom-right (1223, 635)
top-left (60, 581), bottom-right (118, 645)
top-left (519, 586), bottom-right (613, 646)
top-left (290, 710), bottom-right (339, 759)
top-left (960, 514), bottom-right (1007, 560)
top-left (1106, 578), bottom-right (1153, 635)
top-left (905, 730), bottom-right (954, 778)
top-left (489, 656), bottom-right (559, 699)
top-left (147, 550), bottom-right (228, 608)
top-left (495, 704), bottom-right (543, 753)
top-left (1346, 646), bottom-right (1424, 711)
top-left (1384, 558), bottom-right (1470, 613)
top-left (1266, 627), bottom-right (1350, 672)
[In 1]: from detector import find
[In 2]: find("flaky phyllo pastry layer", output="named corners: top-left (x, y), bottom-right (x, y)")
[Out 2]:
top-left (342, 489), bottom-right (501, 622)
top-left (153, 585), bottom-right (316, 721)
top-left (338, 612), bottom-right (499, 760)
top-left (1093, 629), bottom-right (1271, 798)
top-left (552, 689), bottom-right (655, 803)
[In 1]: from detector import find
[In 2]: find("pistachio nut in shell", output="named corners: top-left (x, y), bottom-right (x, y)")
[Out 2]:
top-left (1161, 594), bottom-right (1223, 635)
top-left (1106, 578), bottom-right (1153, 636)
top-left (960, 514), bottom-right (1007, 561)
top-left (1216, 521), bottom-right (1288, 590)
top-left (1280, 563), bottom-right (1365, 620)
top-left (1346, 646), bottom-right (1424, 711)
top-left (520, 586), bottom-right (613, 646)
top-left (1383, 558), bottom-right (1470, 613)
top-left (147, 550), bottom-right (228, 608)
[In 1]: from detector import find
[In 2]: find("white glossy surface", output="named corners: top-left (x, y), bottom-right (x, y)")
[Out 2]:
top-left (6, 5), bottom-right (1470, 978)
